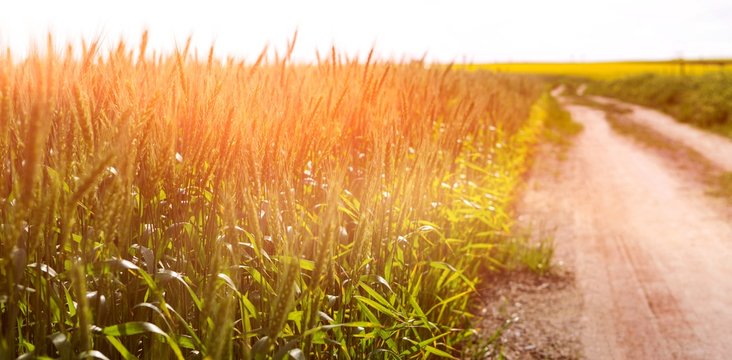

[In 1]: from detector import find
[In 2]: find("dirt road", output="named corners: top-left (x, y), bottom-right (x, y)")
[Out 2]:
top-left (519, 97), bottom-right (732, 359)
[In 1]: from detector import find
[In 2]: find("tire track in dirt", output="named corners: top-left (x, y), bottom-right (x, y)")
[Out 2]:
top-left (613, 234), bottom-right (697, 358)
top-left (517, 98), bottom-right (732, 359)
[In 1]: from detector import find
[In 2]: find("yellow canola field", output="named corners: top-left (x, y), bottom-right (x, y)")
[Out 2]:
top-left (462, 60), bottom-right (732, 79)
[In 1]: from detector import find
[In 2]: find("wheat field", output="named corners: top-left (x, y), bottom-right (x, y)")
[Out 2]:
top-left (0, 34), bottom-right (561, 359)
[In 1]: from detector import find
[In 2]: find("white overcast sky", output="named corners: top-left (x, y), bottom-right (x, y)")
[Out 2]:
top-left (0, 0), bottom-right (731, 63)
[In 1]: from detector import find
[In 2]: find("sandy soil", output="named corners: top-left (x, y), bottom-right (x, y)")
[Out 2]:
top-left (476, 269), bottom-right (583, 359)
top-left (516, 98), bottom-right (732, 359)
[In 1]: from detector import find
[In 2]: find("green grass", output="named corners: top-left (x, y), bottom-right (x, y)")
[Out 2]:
top-left (588, 73), bottom-right (732, 139)
top-left (494, 233), bottom-right (555, 276)
top-left (541, 95), bottom-right (582, 159)
top-left (0, 35), bottom-right (562, 359)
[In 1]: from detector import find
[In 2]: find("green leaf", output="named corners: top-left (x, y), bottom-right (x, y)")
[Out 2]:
top-left (357, 282), bottom-right (392, 310)
top-left (426, 290), bottom-right (473, 316)
top-left (99, 322), bottom-right (167, 337)
top-left (97, 322), bottom-right (184, 359)
top-left (166, 305), bottom-right (207, 352)
top-left (176, 335), bottom-right (196, 349)
top-left (105, 336), bottom-right (139, 360)
top-left (297, 258), bottom-right (315, 272)
top-left (300, 321), bottom-right (381, 338)
top-left (354, 296), bottom-right (401, 320)
top-left (287, 310), bottom-right (304, 323)
top-left (400, 331), bottom-right (453, 357)
top-left (217, 272), bottom-right (239, 293)
top-left (159, 270), bottom-right (203, 311)
top-left (425, 345), bottom-right (457, 359)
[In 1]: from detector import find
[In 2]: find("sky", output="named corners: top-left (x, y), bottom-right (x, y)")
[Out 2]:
top-left (0, 0), bottom-right (731, 63)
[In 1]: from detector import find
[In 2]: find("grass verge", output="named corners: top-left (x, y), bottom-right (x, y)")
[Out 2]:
top-left (541, 94), bottom-right (583, 160)
top-left (588, 73), bottom-right (732, 140)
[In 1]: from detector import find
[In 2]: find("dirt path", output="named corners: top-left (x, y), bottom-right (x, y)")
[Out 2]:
top-left (589, 96), bottom-right (732, 171)
top-left (519, 98), bottom-right (732, 359)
